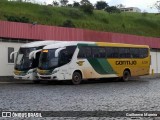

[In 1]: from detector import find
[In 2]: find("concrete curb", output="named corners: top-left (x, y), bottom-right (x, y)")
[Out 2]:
top-left (0, 76), bottom-right (13, 81)
top-left (140, 73), bottom-right (160, 79)
top-left (0, 76), bottom-right (29, 82)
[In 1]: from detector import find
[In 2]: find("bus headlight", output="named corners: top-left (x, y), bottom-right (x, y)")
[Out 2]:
top-left (27, 70), bottom-right (33, 74)
top-left (52, 68), bottom-right (59, 74)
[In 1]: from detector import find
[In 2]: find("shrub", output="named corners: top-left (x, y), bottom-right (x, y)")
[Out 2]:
top-left (101, 18), bottom-right (109, 24)
top-left (95, 1), bottom-right (108, 10)
top-left (68, 10), bottom-right (84, 19)
top-left (122, 23), bottom-right (125, 29)
top-left (40, 6), bottom-right (52, 16)
top-left (73, 2), bottom-right (80, 7)
top-left (105, 6), bottom-right (121, 14)
top-left (80, 4), bottom-right (94, 14)
top-left (142, 12), bottom-right (148, 17)
top-left (4, 15), bottom-right (30, 23)
top-left (61, 19), bottom-right (75, 28)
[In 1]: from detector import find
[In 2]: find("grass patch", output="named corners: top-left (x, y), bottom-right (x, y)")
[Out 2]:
top-left (0, 1), bottom-right (159, 37)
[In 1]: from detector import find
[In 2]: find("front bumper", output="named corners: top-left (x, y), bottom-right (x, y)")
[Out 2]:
top-left (38, 74), bottom-right (58, 80)
top-left (14, 74), bottom-right (38, 81)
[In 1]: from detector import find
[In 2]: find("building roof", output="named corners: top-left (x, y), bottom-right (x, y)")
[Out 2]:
top-left (0, 21), bottom-right (160, 49)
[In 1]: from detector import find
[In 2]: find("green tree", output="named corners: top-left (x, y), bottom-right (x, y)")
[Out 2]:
top-left (59, 0), bottom-right (68, 6)
top-left (95, 1), bottom-right (108, 10)
top-left (105, 6), bottom-right (121, 13)
top-left (154, 1), bottom-right (160, 13)
top-left (52, 0), bottom-right (59, 6)
top-left (117, 4), bottom-right (125, 8)
top-left (16, 0), bottom-right (23, 2)
top-left (80, 4), bottom-right (94, 14)
top-left (80, 0), bottom-right (91, 5)
top-left (73, 1), bottom-right (80, 7)
top-left (67, 4), bottom-right (72, 7)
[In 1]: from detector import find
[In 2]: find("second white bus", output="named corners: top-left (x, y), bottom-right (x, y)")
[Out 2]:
top-left (11, 41), bottom-right (60, 83)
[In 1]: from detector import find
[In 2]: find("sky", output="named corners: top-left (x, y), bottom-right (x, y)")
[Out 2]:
top-left (35, 0), bottom-right (158, 13)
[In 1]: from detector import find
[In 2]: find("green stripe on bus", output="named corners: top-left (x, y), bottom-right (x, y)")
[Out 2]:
top-left (97, 59), bottom-right (116, 74)
top-left (88, 58), bottom-right (116, 74)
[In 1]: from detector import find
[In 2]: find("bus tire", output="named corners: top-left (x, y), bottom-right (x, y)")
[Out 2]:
top-left (72, 72), bottom-right (82, 85)
top-left (121, 70), bottom-right (130, 82)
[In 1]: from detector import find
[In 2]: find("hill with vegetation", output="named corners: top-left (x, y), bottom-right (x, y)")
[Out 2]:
top-left (0, 0), bottom-right (160, 37)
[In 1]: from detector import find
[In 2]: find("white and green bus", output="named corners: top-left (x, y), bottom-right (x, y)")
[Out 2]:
top-left (37, 42), bottom-right (150, 85)
top-left (10, 41), bottom-right (60, 82)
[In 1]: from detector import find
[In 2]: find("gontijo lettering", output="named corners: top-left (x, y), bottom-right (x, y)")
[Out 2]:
top-left (116, 61), bottom-right (137, 65)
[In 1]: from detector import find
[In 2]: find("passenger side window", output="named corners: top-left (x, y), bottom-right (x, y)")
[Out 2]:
top-left (99, 47), bottom-right (106, 58)
top-left (92, 47), bottom-right (106, 58)
top-left (106, 47), bottom-right (119, 58)
top-left (130, 48), bottom-right (140, 58)
top-left (119, 48), bottom-right (131, 58)
top-left (92, 47), bottom-right (99, 58)
top-left (59, 46), bottom-right (76, 65)
top-left (78, 47), bottom-right (91, 58)
top-left (139, 48), bottom-right (148, 58)
top-left (106, 47), bottom-right (113, 58)
top-left (59, 49), bottom-right (70, 66)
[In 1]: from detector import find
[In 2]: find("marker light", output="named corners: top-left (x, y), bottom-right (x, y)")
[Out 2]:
top-left (42, 50), bottom-right (48, 53)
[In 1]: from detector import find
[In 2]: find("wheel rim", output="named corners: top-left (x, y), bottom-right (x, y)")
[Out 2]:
top-left (123, 71), bottom-right (129, 80)
top-left (72, 72), bottom-right (82, 84)
top-left (73, 75), bottom-right (80, 82)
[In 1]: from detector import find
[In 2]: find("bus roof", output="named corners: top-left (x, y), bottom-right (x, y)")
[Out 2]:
top-left (43, 41), bottom-right (96, 49)
top-left (43, 41), bottom-right (149, 49)
top-left (96, 42), bottom-right (149, 48)
top-left (21, 40), bottom-right (61, 48)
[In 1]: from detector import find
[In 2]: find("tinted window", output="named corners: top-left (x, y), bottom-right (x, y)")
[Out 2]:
top-left (78, 47), bottom-right (92, 58)
top-left (106, 47), bottom-right (113, 58)
top-left (106, 47), bottom-right (148, 58)
top-left (78, 46), bottom-right (148, 59)
top-left (130, 48), bottom-right (139, 58)
top-left (92, 47), bottom-right (106, 58)
top-left (119, 48), bottom-right (131, 58)
top-left (106, 47), bottom-right (119, 58)
top-left (98, 47), bottom-right (106, 58)
top-left (59, 46), bottom-right (76, 65)
top-left (139, 48), bottom-right (148, 58)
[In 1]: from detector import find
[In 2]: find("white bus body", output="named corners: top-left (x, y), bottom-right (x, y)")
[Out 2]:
top-left (12, 40), bottom-right (61, 81)
top-left (37, 41), bottom-right (150, 84)
top-left (37, 42), bottom-right (97, 84)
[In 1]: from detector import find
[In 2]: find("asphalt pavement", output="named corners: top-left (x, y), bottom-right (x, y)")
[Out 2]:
top-left (0, 76), bottom-right (160, 120)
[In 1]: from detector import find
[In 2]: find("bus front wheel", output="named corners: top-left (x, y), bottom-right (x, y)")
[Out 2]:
top-left (72, 72), bottom-right (82, 85)
top-left (121, 70), bottom-right (130, 82)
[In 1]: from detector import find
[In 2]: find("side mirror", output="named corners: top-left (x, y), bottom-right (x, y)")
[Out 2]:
top-left (55, 47), bottom-right (66, 57)
top-left (29, 49), bottom-right (42, 59)
top-left (29, 51), bottom-right (35, 59)
top-left (10, 51), bottom-right (18, 59)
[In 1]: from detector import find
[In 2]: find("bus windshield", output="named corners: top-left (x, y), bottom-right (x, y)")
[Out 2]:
top-left (39, 49), bottom-right (59, 70)
top-left (15, 48), bottom-right (36, 71)
top-left (39, 46), bottom-right (76, 70)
